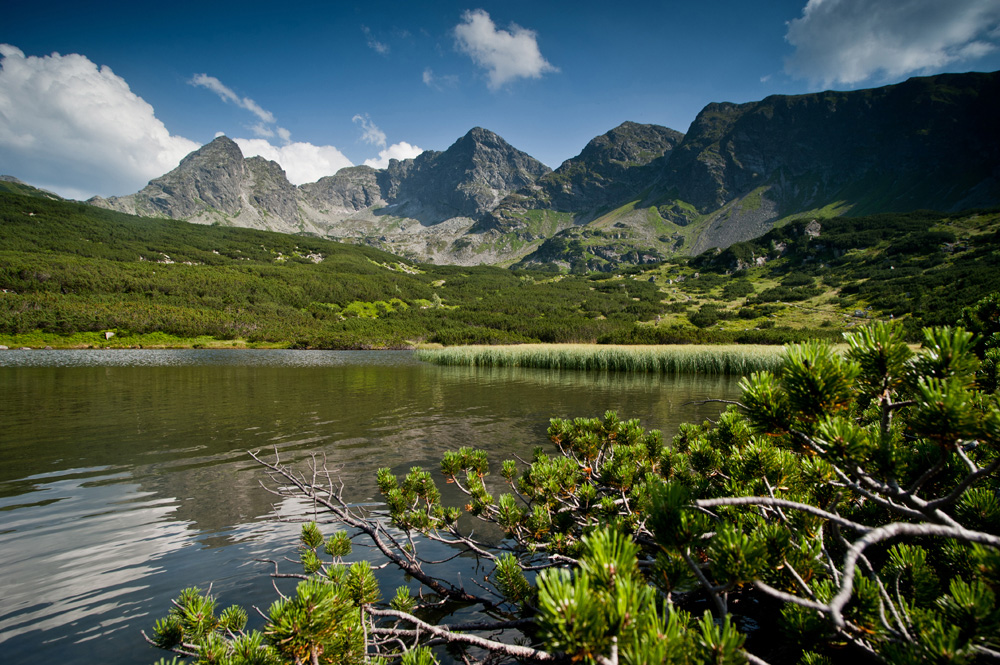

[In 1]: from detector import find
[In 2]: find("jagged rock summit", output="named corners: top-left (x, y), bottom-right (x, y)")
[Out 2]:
top-left (92, 128), bottom-right (555, 257)
top-left (88, 70), bottom-right (1000, 269)
top-left (382, 126), bottom-right (551, 221)
top-left (482, 121), bottom-right (684, 233)
top-left (91, 136), bottom-right (305, 233)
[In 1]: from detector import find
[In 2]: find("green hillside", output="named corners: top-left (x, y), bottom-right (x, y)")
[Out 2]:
top-left (3, 192), bottom-right (1000, 349)
top-left (0, 193), bottom-right (676, 348)
top-left (671, 208), bottom-right (1000, 335)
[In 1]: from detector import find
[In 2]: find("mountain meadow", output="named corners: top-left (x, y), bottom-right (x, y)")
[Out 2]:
top-left (3, 187), bottom-right (1000, 350)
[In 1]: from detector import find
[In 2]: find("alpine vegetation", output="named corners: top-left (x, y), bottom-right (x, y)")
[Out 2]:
top-left (148, 315), bottom-right (1000, 664)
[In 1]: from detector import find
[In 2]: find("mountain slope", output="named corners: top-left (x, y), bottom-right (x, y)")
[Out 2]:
top-left (7, 190), bottom-right (1000, 349)
top-left (654, 71), bottom-right (1000, 253)
top-left (0, 191), bottom-right (678, 348)
top-left (481, 122), bottom-right (684, 233)
top-left (90, 136), bottom-right (312, 234)
top-left (0, 175), bottom-right (63, 200)
top-left (512, 71), bottom-right (1000, 269)
top-left (81, 71), bottom-right (1000, 270)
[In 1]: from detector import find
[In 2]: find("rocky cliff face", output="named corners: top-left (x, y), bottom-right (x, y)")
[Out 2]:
top-left (482, 122), bottom-right (684, 232)
top-left (299, 166), bottom-right (386, 212)
top-left (385, 127), bottom-right (551, 221)
top-left (87, 71), bottom-right (1000, 268)
top-left (654, 72), bottom-right (1000, 252)
top-left (91, 136), bottom-right (313, 233)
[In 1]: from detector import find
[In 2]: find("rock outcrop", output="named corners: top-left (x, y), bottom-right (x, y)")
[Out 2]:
top-left (652, 71), bottom-right (1000, 253)
top-left (482, 122), bottom-right (684, 232)
top-left (85, 71), bottom-right (1000, 267)
top-left (91, 136), bottom-right (312, 234)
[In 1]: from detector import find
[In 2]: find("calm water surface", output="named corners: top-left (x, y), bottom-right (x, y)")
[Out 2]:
top-left (0, 350), bottom-right (741, 665)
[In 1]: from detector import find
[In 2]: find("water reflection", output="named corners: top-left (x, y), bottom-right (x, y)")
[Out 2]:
top-left (0, 468), bottom-right (190, 644)
top-left (0, 350), bottom-right (742, 665)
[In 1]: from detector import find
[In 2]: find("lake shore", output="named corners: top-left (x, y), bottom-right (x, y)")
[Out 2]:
top-left (416, 342), bottom-right (789, 374)
top-left (0, 331), bottom-right (421, 350)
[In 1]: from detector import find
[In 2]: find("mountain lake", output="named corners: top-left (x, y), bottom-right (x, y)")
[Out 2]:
top-left (0, 349), bottom-right (742, 665)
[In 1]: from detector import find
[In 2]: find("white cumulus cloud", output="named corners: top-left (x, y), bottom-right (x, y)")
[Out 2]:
top-left (785, 0), bottom-right (1000, 87)
top-left (234, 138), bottom-right (354, 185)
top-left (0, 44), bottom-right (199, 198)
top-left (363, 141), bottom-right (424, 169)
top-left (454, 9), bottom-right (558, 90)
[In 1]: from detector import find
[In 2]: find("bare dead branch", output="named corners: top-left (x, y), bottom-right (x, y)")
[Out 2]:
top-left (695, 496), bottom-right (870, 533)
top-left (829, 523), bottom-right (1000, 628)
top-left (367, 607), bottom-right (558, 662)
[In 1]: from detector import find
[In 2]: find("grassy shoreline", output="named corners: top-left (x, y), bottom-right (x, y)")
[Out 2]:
top-left (415, 343), bottom-right (787, 375)
top-left (0, 331), bottom-right (293, 350)
top-left (5, 335), bottom-right (795, 376)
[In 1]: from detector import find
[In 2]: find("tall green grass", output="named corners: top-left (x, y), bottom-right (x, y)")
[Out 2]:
top-left (415, 344), bottom-right (786, 375)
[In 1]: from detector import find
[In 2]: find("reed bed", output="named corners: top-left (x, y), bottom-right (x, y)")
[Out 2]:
top-left (415, 344), bottom-right (787, 376)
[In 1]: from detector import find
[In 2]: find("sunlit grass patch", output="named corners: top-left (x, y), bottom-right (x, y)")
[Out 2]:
top-left (416, 343), bottom-right (786, 375)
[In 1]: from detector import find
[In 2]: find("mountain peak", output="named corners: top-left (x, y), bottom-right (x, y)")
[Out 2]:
top-left (462, 126), bottom-right (500, 141)
top-left (179, 135), bottom-right (244, 166)
top-left (382, 126), bottom-right (550, 220)
top-left (479, 121), bottom-right (685, 227)
top-left (577, 122), bottom-right (684, 168)
top-left (452, 127), bottom-right (519, 156)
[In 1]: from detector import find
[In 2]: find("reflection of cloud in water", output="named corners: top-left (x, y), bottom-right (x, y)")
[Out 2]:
top-left (0, 468), bottom-right (193, 643)
top-left (0, 350), bottom-right (744, 665)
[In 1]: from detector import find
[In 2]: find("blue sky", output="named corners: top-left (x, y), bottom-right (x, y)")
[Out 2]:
top-left (3, 0), bottom-right (1000, 199)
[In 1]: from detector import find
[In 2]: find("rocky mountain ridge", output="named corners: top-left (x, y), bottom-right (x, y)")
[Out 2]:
top-left (87, 71), bottom-right (1000, 269)
top-left (648, 70), bottom-right (1000, 254)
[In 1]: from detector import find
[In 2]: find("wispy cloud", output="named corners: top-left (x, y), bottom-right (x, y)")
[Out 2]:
top-left (190, 73), bottom-right (276, 124)
top-left (250, 123), bottom-right (274, 138)
top-left (453, 9), bottom-right (558, 90)
top-left (422, 67), bottom-right (459, 90)
top-left (350, 113), bottom-right (422, 168)
top-left (352, 113), bottom-right (387, 148)
top-left (191, 72), bottom-right (298, 152)
top-left (784, 0), bottom-right (1000, 87)
top-left (362, 25), bottom-right (390, 55)
top-left (188, 73), bottom-right (364, 184)
top-left (0, 44), bottom-right (198, 198)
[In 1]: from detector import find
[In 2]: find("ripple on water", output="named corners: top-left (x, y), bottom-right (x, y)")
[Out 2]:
top-left (0, 350), bottom-right (743, 665)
